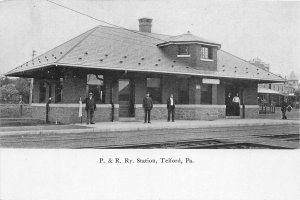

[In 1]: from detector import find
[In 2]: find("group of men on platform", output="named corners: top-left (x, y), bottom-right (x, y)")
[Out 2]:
top-left (82, 91), bottom-right (293, 124)
top-left (142, 92), bottom-right (175, 124)
top-left (82, 92), bottom-right (175, 124)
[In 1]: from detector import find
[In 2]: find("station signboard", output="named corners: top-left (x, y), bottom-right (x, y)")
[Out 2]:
top-left (202, 78), bottom-right (220, 84)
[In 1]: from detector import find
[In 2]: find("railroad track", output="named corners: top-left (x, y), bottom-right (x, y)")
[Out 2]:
top-left (77, 139), bottom-right (292, 149)
top-left (1, 124), bottom-right (299, 149)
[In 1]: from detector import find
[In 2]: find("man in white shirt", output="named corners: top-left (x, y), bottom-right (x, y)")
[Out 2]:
top-left (167, 94), bottom-right (175, 122)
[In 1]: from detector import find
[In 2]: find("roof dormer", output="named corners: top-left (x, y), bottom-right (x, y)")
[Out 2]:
top-left (157, 31), bottom-right (221, 48)
top-left (158, 32), bottom-right (221, 71)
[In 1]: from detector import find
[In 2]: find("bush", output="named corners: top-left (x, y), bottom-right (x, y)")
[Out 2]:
top-left (0, 76), bottom-right (30, 103)
top-left (0, 83), bottom-right (20, 103)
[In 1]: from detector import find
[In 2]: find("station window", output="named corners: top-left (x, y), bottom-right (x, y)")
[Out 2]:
top-left (178, 45), bottom-right (190, 56)
top-left (177, 78), bottom-right (189, 104)
top-left (39, 82), bottom-right (46, 103)
top-left (55, 78), bottom-right (63, 103)
top-left (146, 77), bottom-right (161, 103)
top-left (201, 84), bottom-right (212, 104)
top-left (200, 46), bottom-right (213, 60)
top-left (87, 74), bottom-right (105, 104)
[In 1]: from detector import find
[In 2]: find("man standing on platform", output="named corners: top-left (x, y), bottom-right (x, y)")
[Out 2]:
top-left (281, 98), bottom-right (289, 120)
top-left (167, 94), bottom-right (175, 122)
top-left (83, 92), bottom-right (96, 124)
top-left (143, 92), bottom-right (153, 123)
top-left (225, 92), bottom-right (233, 116)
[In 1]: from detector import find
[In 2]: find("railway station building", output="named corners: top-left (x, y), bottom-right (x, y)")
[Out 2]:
top-left (6, 18), bottom-right (285, 124)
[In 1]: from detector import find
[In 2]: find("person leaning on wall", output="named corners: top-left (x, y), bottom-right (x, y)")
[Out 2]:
top-left (83, 92), bottom-right (96, 124)
top-left (167, 94), bottom-right (175, 122)
top-left (142, 92), bottom-right (153, 123)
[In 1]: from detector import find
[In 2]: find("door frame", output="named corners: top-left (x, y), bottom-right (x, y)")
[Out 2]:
top-left (118, 78), bottom-right (135, 117)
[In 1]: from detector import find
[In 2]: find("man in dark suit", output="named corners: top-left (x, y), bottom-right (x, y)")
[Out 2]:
top-left (225, 92), bottom-right (233, 116)
top-left (83, 92), bottom-right (96, 124)
top-left (167, 94), bottom-right (175, 122)
top-left (142, 92), bottom-right (153, 123)
top-left (281, 98), bottom-right (288, 120)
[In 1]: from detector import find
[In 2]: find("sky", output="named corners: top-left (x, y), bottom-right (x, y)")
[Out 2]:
top-left (0, 0), bottom-right (299, 79)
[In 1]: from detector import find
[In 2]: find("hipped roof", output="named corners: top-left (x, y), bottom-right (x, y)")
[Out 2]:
top-left (288, 71), bottom-right (298, 81)
top-left (6, 25), bottom-right (284, 82)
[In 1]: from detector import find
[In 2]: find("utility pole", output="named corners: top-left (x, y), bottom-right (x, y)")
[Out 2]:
top-left (32, 50), bottom-right (36, 59)
top-left (29, 50), bottom-right (36, 105)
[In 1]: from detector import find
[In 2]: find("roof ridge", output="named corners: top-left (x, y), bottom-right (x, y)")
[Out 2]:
top-left (161, 33), bottom-right (220, 46)
top-left (55, 26), bottom-right (98, 63)
top-left (219, 49), bottom-right (284, 81)
top-left (93, 24), bottom-right (171, 41)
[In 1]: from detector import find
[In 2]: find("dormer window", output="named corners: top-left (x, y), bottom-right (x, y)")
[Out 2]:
top-left (200, 46), bottom-right (213, 60)
top-left (177, 45), bottom-right (190, 57)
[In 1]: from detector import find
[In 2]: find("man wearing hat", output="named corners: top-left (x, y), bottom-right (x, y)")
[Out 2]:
top-left (142, 92), bottom-right (153, 123)
top-left (83, 92), bottom-right (96, 124)
top-left (167, 94), bottom-right (175, 122)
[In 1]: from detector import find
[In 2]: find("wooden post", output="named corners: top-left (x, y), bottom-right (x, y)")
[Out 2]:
top-left (29, 78), bottom-right (34, 105)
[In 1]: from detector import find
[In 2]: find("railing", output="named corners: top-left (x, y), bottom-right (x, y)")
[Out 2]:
top-left (259, 104), bottom-right (276, 114)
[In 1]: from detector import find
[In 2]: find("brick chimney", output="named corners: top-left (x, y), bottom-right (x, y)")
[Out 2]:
top-left (138, 18), bottom-right (152, 33)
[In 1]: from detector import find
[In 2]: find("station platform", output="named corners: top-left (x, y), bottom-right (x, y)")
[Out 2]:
top-left (1, 118), bottom-right (299, 136)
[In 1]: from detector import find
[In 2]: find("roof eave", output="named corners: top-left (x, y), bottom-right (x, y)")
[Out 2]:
top-left (157, 41), bottom-right (221, 48)
top-left (258, 79), bottom-right (286, 83)
top-left (53, 63), bottom-right (285, 82)
top-left (5, 63), bottom-right (56, 77)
